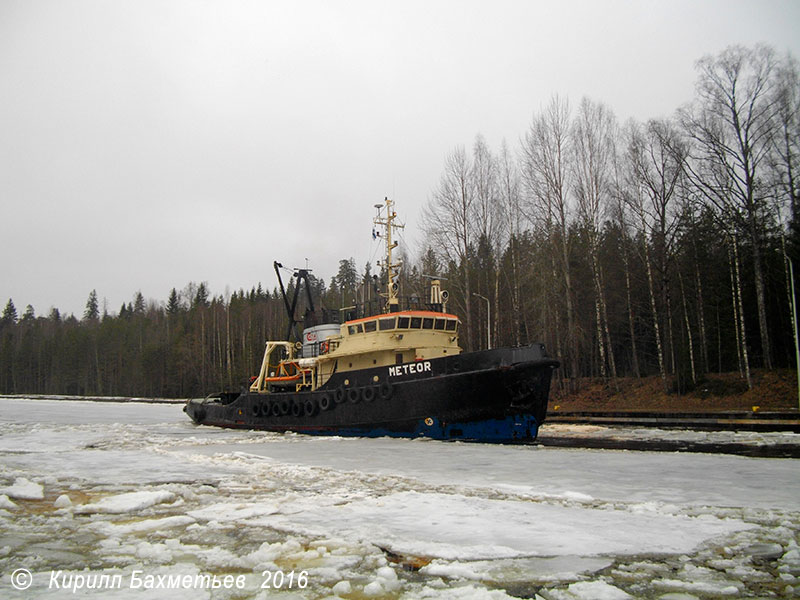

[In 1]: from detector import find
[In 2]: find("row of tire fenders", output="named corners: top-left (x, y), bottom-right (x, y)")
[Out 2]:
top-left (250, 380), bottom-right (395, 419)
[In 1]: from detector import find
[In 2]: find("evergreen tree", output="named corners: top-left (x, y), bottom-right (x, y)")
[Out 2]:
top-left (133, 291), bottom-right (146, 314)
top-left (83, 290), bottom-right (99, 321)
top-left (166, 288), bottom-right (181, 315)
top-left (22, 305), bottom-right (35, 322)
top-left (2, 298), bottom-right (17, 326)
top-left (334, 258), bottom-right (358, 304)
top-left (193, 282), bottom-right (210, 308)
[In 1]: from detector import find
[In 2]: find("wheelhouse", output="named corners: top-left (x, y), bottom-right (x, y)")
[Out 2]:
top-left (346, 311), bottom-right (459, 336)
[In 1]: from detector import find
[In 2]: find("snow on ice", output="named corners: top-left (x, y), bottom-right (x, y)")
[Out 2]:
top-left (0, 397), bottom-right (798, 599)
top-left (1, 477), bottom-right (44, 500)
top-left (74, 491), bottom-right (177, 514)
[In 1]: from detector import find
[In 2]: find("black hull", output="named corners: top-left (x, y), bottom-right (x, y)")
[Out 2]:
top-left (184, 344), bottom-right (558, 442)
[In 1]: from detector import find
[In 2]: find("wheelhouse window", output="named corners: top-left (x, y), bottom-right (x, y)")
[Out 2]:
top-left (379, 317), bottom-right (396, 331)
top-left (398, 316), bottom-right (410, 329)
top-left (422, 318), bottom-right (434, 329)
top-left (348, 323), bottom-right (363, 335)
top-left (363, 320), bottom-right (377, 333)
top-left (410, 316), bottom-right (422, 329)
top-left (434, 318), bottom-right (446, 330)
top-left (445, 319), bottom-right (457, 331)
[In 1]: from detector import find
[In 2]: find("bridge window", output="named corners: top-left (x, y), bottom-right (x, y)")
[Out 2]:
top-left (423, 318), bottom-right (434, 329)
top-left (364, 320), bottom-right (377, 333)
top-left (434, 318), bottom-right (446, 330)
top-left (445, 319), bottom-right (457, 331)
top-left (398, 316), bottom-right (410, 329)
top-left (379, 317), bottom-right (396, 331)
top-left (410, 317), bottom-right (422, 328)
top-left (348, 323), bottom-right (363, 335)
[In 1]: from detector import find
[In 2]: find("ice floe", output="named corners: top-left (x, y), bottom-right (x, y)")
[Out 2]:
top-left (74, 490), bottom-right (177, 514)
top-left (0, 397), bottom-right (798, 599)
top-left (1, 476), bottom-right (44, 499)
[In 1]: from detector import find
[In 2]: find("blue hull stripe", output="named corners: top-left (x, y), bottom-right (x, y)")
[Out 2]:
top-left (294, 414), bottom-right (540, 443)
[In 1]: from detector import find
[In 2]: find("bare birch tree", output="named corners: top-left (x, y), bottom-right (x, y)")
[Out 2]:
top-left (609, 147), bottom-right (641, 378)
top-left (422, 146), bottom-right (475, 349)
top-left (772, 54), bottom-right (800, 215)
top-left (520, 95), bottom-right (579, 384)
top-left (472, 135), bottom-right (503, 348)
top-left (624, 118), bottom-right (687, 383)
top-left (573, 97), bottom-right (618, 379)
top-left (497, 139), bottom-right (525, 345)
top-left (681, 44), bottom-right (781, 369)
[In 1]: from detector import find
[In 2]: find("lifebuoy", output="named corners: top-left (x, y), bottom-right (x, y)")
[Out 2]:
top-left (347, 387), bottom-right (361, 403)
top-left (379, 381), bottom-right (394, 400)
top-left (362, 386), bottom-right (376, 402)
top-left (320, 341), bottom-right (329, 354)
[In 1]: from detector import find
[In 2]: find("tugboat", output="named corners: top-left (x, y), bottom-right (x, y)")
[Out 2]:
top-left (184, 198), bottom-right (559, 442)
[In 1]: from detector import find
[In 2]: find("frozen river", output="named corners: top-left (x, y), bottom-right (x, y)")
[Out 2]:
top-left (1, 398), bottom-right (799, 599)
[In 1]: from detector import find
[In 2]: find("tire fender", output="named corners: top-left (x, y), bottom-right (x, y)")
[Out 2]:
top-left (347, 387), bottom-right (361, 403)
top-left (304, 398), bottom-right (319, 416)
top-left (319, 393), bottom-right (334, 411)
top-left (362, 386), bottom-right (376, 402)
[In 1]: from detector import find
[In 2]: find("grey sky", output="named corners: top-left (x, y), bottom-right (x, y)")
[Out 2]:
top-left (2, 0), bottom-right (799, 317)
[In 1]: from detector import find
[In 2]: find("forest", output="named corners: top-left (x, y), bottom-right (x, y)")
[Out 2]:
top-left (1, 44), bottom-right (799, 399)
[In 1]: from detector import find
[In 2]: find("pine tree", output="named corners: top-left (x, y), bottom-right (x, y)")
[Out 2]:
top-left (133, 291), bottom-right (146, 314)
top-left (83, 290), bottom-right (99, 321)
top-left (334, 258), bottom-right (359, 304)
top-left (166, 288), bottom-right (181, 315)
top-left (2, 298), bottom-right (18, 326)
top-left (193, 282), bottom-right (210, 308)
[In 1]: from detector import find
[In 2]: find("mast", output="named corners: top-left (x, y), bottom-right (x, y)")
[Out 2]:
top-left (374, 197), bottom-right (404, 313)
top-left (274, 261), bottom-right (315, 342)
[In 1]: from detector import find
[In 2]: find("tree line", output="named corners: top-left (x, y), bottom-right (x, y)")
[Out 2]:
top-left (0, 274), bottom-right (360, 398)
top-left (422, 44), bottom-right (800, 393)
top-left (1, 44), bottom-right (798, 398)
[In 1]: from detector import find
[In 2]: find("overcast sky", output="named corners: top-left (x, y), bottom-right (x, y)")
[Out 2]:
top-left (2, 0), bottom-right (799, 317)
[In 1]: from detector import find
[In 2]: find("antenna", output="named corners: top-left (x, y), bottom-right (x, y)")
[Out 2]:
top-left (373, 197), bottom-right (404, 312)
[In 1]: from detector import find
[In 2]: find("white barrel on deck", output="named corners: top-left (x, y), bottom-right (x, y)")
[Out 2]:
top-left (302, 324), bottom-right (340, 357)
